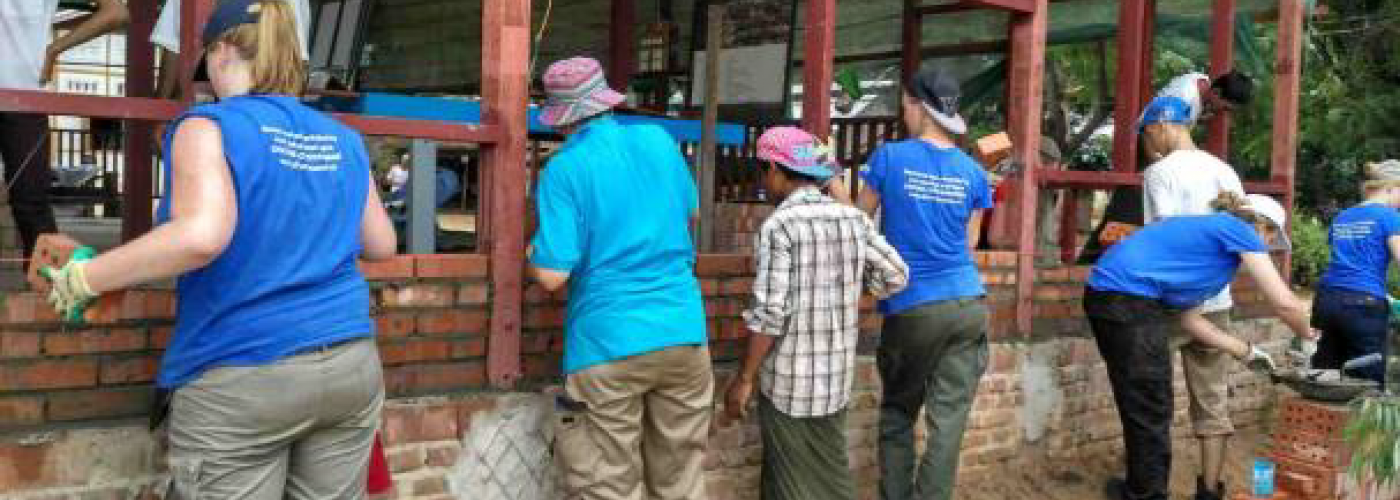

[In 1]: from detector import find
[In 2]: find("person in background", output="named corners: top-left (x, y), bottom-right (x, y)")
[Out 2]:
top-left (724, 126), bottom-right (908, 500)
top-left (1084, 192), bottom-right (1316, 500)
top-left (1151, 70), bottom-right (1254, 128)
top-left (42, 1), bottom-right (396, 497)
top-left (528, 56), bottom-right (710, 500)
top-left (151, 0), bottom-right (311, 101)
top-left (1138, 95), bottom-right (1246, 500)
top-left (829, 63), bottom-right (992, 500)
top-left (0, 0), bottom-right (127, 263)
top-left (1311, 160), bottom-right (1400, 385)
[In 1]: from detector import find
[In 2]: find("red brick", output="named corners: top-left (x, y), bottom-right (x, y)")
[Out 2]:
top-left (384, 362), bottom-right (486, 396)
top-left (117, 290), bottom-right (148, 320)
top-left (48, 388), bottom-right (151, 421)
top-left (386, 446), bottom-right (425, 472)
top-left (1069, 266), bottom-right (1092, 282)
top-left (413, 477), bottom-right (449, 496)
top-left (359, 256), bottom-right (415, 280)
top-left (44, 328), bottom-right (146, 355)
top-left (980, 251), bottom-right (1018, 268)
top-left (27, 233), bottom-right (83, 292)
top-left (721, 278), bottom-right (755, 296)
top-left (0, 331), bottom-right (41, 358)
top-left (419, 405), bottom-right (460, 441)
top-left (418, 310), bottom-right (488, 335)
top-left (0, 441), bottom-right (55, 489)
top-left (151, 327), bottom-right (173, 349)
top-left (375, 313), bottom-right (417, 338)
top-left (523, 307), bottom-right (563, 329)
top-left (6, 292), bottom-right (58, 324)
top-left (415, 254), bottom-right (489, 278)
top-left (699, 279), bottom-right (721, 296)
top-left (145, 290), bottom-right (178, 319)
top-left (380, 340), bottom-right (454, 365)
top-left (100, 355), bottom-right (160, 384)
top-left (695, 255), bottom-right (751, 277)
top-left (425, 443), bottom-right (461, 467)
top-left (457, 283), bottom-right (489, 305)
top-left (0, 359), bottom-right (98, 390)
top-left (82, 293), bottom-right (125, 324)
top-left (0, 397), bottom-right (44, 427)
top-left (380, 284), bottom-right (456, 308)
top-left (452, 337), bottom-right (487, 358)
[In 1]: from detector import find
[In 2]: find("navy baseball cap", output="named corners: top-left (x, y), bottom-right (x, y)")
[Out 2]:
top-left (202, 0), bottom-right (262, 49)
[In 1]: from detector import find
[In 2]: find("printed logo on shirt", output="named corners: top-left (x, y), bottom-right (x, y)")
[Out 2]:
top-left (263, 126), bottom-right (343, 172)
top-left (903, 169), bottom-right (970, 204)
top-left (1333, 220), bottom-right (1377, 241)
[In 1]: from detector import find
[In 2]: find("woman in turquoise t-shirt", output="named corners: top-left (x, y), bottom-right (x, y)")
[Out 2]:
top-left (1311, 160), bottom-right (1400, 383)
top-left (1083, 192), bottom-right (1316, 500)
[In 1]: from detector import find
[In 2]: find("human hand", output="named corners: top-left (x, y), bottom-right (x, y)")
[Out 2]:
top-left (722, 375), bottom-right (755, 425)
top-left (40, 46), bottom-right (59, 86)
top-left (42, 246), bottom-right (98, 323)
top-left (1242, 343), bottom-right (1277, 374)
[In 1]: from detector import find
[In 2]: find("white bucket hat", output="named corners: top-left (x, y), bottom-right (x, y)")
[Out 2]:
top-left (1244, 194), bottom-right (1291, 251)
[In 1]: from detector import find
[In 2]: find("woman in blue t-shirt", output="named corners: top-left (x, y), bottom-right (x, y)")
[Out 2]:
top-left (41, 0), bottom-right (397, 497)
top-left (1083, 192), bottom-right (1315, 500)
top-left (1311, 160), bottom-right (1400, 383)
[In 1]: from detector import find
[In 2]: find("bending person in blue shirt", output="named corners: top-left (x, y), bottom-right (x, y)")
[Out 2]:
top-left (1085, 192), bottom-right (1315, 500)
top-left (42, 1), bottom-right (397, 497)
top-left (1311, 160), bottom-right (1400, 384)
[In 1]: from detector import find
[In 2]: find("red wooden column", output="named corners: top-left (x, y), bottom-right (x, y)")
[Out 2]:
top-left (1272, 0), bottom-right (1304, 241)
top-left (179, 0), bottom-right (215, 95)
top-left (607, 0), bottom-right (637, 91)
top-left (1110, 0), bottom-right (1151, 173)
top-left (1138, 1), bottom-right (1156, 108)
top-left (899, 0), bottom-right (921, 127)
top-left (1008, 0), bottom-right (1047, 335)
top-left (1206, 0), bottom-right (1237, 157)
top-left (121, 0), bottom-right (158, 241)
top-left (800, 0), bottom-right (836, 135)
top-left (482, 0), bottom-right (532, 388)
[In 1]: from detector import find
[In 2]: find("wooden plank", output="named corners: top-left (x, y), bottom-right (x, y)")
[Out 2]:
top-left (123, 0), bottom-right (159, 241)
top-left (607, 0), bottom-right (636, 91)
top-left (181, 0), bottom-right (214, 102)
top-left (698, 4), bottom-right (723, 252)
top-left (1206, 0), bottom-right (1237, 156)
top-left (481, 0), bottom-right (532, 389)
top-left (1139, 0), bottom-right (1156, 107)
top-left (1008, 0), bottom-right (1048, 336)
top-left (801, 0), bottom-right (836, 134)
top-left (962, 0), bottom-right (1037, 13)
top-left (1111, 0), bottom-right (1150, 173)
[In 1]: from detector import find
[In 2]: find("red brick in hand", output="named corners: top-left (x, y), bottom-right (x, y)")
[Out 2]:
top-left (26, 233), bottom-right (82, 292)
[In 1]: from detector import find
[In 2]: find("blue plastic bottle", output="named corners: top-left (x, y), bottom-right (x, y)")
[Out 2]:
top-left (1252, 458), bottom-right (1275, 498)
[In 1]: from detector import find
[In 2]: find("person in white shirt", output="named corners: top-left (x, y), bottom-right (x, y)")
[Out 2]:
top-left (0, 0), bottom-right (127, 263)
top-left (1151, 70), bottom-right (1254, 129)
top-left (151, 0), bottom-right (311, 100)
top-left (1138, 95), bottom-right (1246, 500)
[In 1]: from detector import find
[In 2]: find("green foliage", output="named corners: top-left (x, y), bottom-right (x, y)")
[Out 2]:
top-left (1290, 212), bottom-right (1330, 287)
top-left (1344, 396), bottom-right (1400, 488)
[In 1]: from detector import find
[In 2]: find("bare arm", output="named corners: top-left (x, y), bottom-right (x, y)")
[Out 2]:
top-left (863, 218), bottom-right (908, 298)
top-left (529, 263), bottom-right (570, 292)
top-left (1180, 308), bottom-right (1250, 358)
top-left (1240, 252), bottom-right (1315, 339)
top-left (967, 209), bottom-right (985, 252)
top-left (1388, 235), bottom-right (1400, 272)
top-left (828, 177), bottom-right (881, 216)
top-left (43, 0), bottom-right (129, 85)
top-left (82, 118), bottom-right (236, 293)
top-left (360, 173), bottom-right (397, 261)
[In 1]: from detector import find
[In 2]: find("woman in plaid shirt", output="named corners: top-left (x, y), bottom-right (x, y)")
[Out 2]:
top-left (724, 126), bottom-right (909, 500)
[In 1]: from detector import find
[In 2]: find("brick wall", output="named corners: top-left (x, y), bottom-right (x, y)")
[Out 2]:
top-left (0, 252), bottom-right (1294, 499)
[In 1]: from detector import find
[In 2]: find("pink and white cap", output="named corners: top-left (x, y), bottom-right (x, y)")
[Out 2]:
top-left (756, 126), bottom-right (836, 180)
top-left (539, 57), bottom-right (626, 127)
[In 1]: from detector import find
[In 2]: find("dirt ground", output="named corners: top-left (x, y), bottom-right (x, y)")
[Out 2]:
top-left (954, 426), bottom-right (1275, 500)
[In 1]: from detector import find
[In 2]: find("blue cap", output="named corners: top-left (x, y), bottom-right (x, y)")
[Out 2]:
top-left (1137, 96), bottom-right (1193, 134)
top-left (202, 0), bottom-right (262, 49)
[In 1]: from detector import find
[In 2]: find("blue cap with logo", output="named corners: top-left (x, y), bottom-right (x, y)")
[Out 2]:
top-left (1137, 95), bottom-right (1193, 134)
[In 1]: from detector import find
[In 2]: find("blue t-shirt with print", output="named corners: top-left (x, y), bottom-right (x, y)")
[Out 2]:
top-left (155, 94), bottom-right (374, 389)
top-left (530, 115), bottom-right (707, 374)
top-left (860, 139), bottom-right (994, 315)
top-left (1089, 213), bottom-right (1269, 309)
top-left (1319, 203), bottom-right (1400, 298)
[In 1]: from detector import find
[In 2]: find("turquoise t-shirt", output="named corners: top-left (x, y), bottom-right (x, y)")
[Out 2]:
top-left (1088, 213), bottom-right (1269, 309)
top-left (530, 115), bottom-right (707, 373)
top-left (860, 139), bottom-right (993, 314)
top-left (1319, 203), bottom-right (1400, 299)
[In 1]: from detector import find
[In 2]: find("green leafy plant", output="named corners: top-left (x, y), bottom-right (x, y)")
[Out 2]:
top-left (1343, 397), bottom-right (1400, 492)
top-left (1290, 212), bottom-right (1330, 287)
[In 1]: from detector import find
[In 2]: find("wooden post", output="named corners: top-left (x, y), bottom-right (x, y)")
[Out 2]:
top-left (1009, 0), bottom-right (1047, 335)
top-left (1272, 0), bottom-right (1304, 277)
top-left (482, 0), bottom-right (532, 389)
top-left (1139, 0), bottom-right (1156, 108)
top-left (121, 0), bottom-right (158, 241)
top-left (697, 5), bottom-right (723, 252)
top-left (899, 0), bottom-right (921, 129)
top-left (1111, 0), bottom-right (1150, 173)
top-left (1207, 0), bottom-right (1237, 157)
top-left (801, 0), bottom-right (835, 135)
top-left (179, 0), bottom-right (215, 103)
top-left (607, 0), bottom-right (637, 92)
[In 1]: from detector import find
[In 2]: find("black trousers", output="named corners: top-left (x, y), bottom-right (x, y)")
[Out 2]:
top-left (1311, 286), bottom-right (1389, 385)
top-left (0, 112), bottom-right (57, 259)
top-left (1083, 288), bottom-right (1177, 500)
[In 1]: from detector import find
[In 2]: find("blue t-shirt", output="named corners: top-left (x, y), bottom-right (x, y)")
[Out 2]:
top-left (1089, 213), bottom-right (1269, 309)
top-left (530, 115), bottom-right (706, 373)
top-left (1319, 203), bottom-right (1400, 298)
top-left (860, 139), bottom-right (993, 314)
top-left (155, 94), bottom-right (374, 388)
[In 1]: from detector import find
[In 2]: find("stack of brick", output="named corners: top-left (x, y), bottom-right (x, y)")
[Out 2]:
top-left (710, 203), bottom-right (774, 255)
top-left (1262, 397), bottom-right (1350, 500)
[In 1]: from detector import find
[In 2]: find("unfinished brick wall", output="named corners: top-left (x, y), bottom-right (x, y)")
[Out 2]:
top-left (0, 252), bottom-right (1294, 500)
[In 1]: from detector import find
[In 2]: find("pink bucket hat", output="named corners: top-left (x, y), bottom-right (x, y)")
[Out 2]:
top-left (539, 57), bottom-right (626, 127)
top-left (756, 126), bottom-right (836, 180)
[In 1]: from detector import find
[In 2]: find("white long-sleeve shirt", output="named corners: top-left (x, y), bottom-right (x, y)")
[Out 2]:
top-left (1143, 149), bottom-right (1245, 312)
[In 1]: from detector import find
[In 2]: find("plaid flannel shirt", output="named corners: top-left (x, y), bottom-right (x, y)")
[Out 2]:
top-left (743, 186), bottom-right (909, 417)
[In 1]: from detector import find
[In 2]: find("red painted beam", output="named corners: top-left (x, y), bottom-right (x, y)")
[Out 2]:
top-left (800, 0), bottom-right (836, 135)
top-left (1206, 0), bottom-right (1237, 156)
top-left (1037, 169), bottom-right (1289, 195)
top-left (961, 0), bottom-right (1037, 13)
top-left (1111, 0), bottom-right (1150, 173)
top-left (0, 90), bottom-right (184, 121)
top-left (1008, 0), bottom-right (1047, 336)
top-left (481, 0), bottom-right (532, 389)
top-left (607, 0), bottom-right (637, 91)
top-left (334, 115), bottom-right (501, 143)
top-left (1272, 0), bottom-right (1305, 278)
top-left (123, 0), bottom-right (158, 241)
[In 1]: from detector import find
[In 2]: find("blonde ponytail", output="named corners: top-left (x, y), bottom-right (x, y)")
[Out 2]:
top-left (1210, 191), bottom-right (1266, 225)
top-left (218, 0), bottom-right (305, 95)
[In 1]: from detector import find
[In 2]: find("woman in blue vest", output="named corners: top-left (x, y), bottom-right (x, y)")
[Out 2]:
top-left (1084, 192), bottom-right (1315, 500)
top-left (42, 0), bottom-right (397, 497)
top-left (1311, 160), bottom-right (1400, 384)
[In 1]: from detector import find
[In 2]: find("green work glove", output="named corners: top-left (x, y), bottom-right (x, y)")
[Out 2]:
top-left (1243, 343), bottom-right (1277, 374)
top-left (40, 246), bottom-right (97, 323)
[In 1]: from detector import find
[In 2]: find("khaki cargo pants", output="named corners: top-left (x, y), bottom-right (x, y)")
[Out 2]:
top-left (1169, 310), bottom-right (1235, 437)
top-left (555, 345), bottom-right (713, 500)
